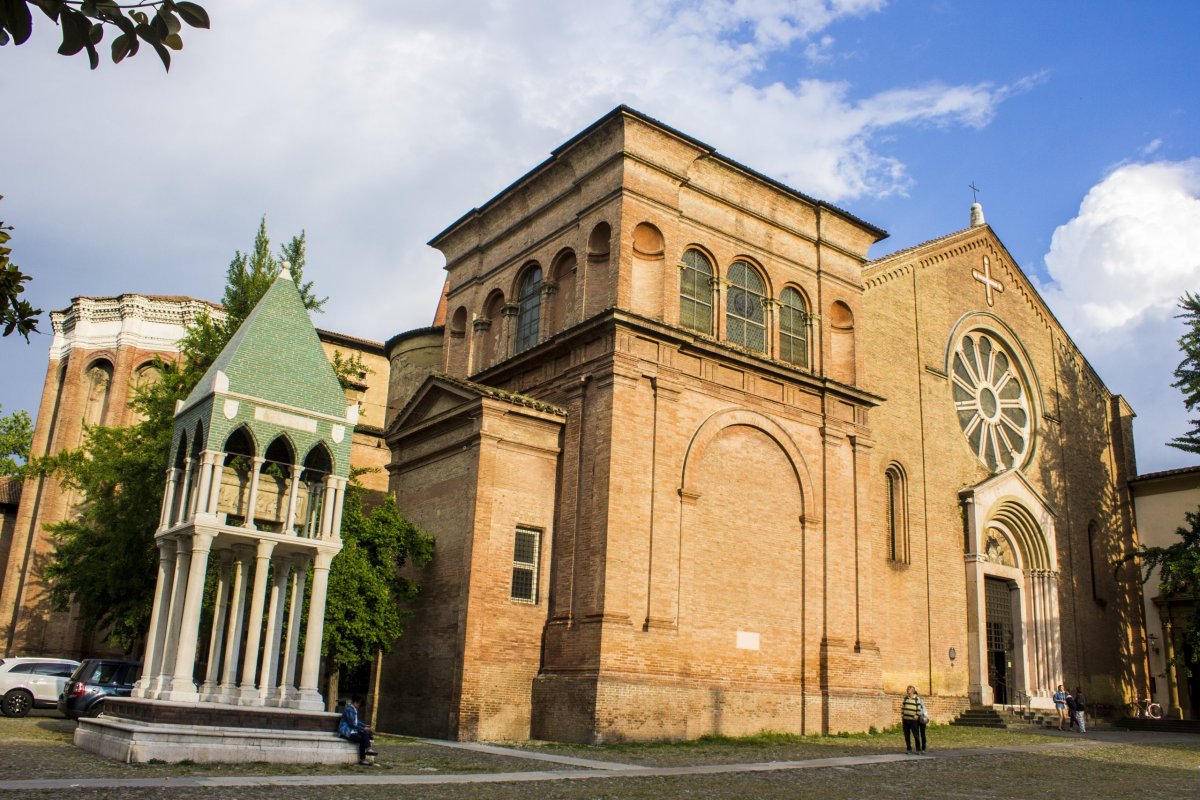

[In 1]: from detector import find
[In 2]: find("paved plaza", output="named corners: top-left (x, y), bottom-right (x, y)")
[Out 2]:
top-left (1, 712), bottom-right (1198, 799)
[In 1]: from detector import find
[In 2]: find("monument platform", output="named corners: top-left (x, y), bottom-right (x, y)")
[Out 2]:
top-left (73, 698), bottom-right (358, 764)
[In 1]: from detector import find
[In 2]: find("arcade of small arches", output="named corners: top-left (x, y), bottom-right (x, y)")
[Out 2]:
top-left (162, 423), bottom-right (344, 539)
top-left (444, 220), bottom-right (855, 380)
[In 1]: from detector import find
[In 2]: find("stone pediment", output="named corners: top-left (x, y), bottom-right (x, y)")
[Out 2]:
top-left (387, 373), bottom-right (566, 437)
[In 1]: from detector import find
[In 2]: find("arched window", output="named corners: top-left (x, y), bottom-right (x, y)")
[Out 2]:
top-left (514, 265), bottom-right (543, 353)
top-left (82, 359), bottom-right (114, 427)
top-left (885, 465), bottom-right (910, 564)
top-left (300, 444), bottom-right (333, 537)
top-left (1087, 521), bottom-right (1106, 607)
top-left (778, 287), bottom-right (810, 367)
top-left (680, 249), bottom-right (714, 334)
top-left (726, 260), bottom-right (766, 352)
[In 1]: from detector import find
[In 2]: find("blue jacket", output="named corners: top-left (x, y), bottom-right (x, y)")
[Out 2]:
top-left (338, 704), bottom-right (365, 738)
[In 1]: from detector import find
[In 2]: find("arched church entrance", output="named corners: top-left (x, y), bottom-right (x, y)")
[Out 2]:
top-left (961, 477), bottom-right (1061, 709)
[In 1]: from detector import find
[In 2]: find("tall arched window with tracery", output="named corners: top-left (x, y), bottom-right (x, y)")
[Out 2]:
top-left (514, 265), bottom-right (543, 353)
top-left (726, 260), bottom-right (766, 352)
top-left (886, 464), bottom-right (910, 564)
top-left (679, 249), bottom-right (713, 334)
top-left (778, 287), bottom-right (809, 367)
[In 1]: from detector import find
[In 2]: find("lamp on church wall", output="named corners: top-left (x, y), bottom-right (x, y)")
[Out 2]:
top-left (949, 647), bottom-right (957, 666)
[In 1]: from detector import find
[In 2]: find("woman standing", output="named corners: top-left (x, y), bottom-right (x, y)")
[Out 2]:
top-left (901, 685), bottom-right (928, 754)
top-left (1052, 684), bottom-right (1070, 731)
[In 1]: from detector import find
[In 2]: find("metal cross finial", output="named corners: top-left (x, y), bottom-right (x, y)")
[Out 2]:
top-left (969, 181), bottom-right (981, 203)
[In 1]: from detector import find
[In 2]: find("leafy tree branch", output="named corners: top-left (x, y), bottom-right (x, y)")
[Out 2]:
top-left (0, 0), bottom-right (210, 70)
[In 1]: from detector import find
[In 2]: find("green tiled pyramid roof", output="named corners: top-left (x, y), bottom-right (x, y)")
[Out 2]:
top-left (182, 270), bottom-right (347, 418)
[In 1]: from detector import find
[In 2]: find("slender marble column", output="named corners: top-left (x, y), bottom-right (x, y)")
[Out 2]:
top-left (237, 538), bottom-right (277, 704)
top-left (219, 546), bottom-right (253, 699)
top-left (154, 537), bottom-right (192, 696)
top-left (284, 468), bottom-right (302, 535)
top-left (134, 538), bottom-right (177, 698)
top-left (260, 557), bottom-right (291, 700)
top-left (178, 456), bottom-right (195, 521)
top-left (244, 457), bottom-right (265, 530)
top-left (194, 452), bottom-right (216, 516)
top-left (295, 550), bottom-right (334, 710)
top-left (272, 555), bottom-right (309, 705)
top-left (200, 550), bottom-right (234, 698)
top-left (328, 478), bottom-right (346, 540)
top-left (164, 530), bottom-right (215, 700)
top-left (207, 457), bottom-right (225, 517)
top-left (318, 476), bottom-right (336, 538)
top-left (159, 467), bottom-right (179, 531)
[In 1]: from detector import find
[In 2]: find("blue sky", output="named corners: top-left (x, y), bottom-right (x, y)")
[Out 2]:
top-left (3, 0), bottom-right (1199, 473)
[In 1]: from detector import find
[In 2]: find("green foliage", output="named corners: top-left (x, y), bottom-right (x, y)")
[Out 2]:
top-left (1170, 292), bottom-right (1200, 455)
top-left (323, 483), bottom-right (434, 673)
top-left (0, 404), bottom-right (34, 476)
top-left (0, 197), bottom-right (42, 341)
top-left (223, 218), bottom-right (325, 328)
top-left (0, 1), bottom-right (210, 71)
top-left (40, 411), bottom-right (171, 647)
top-left (1133, 509), bottom-right (1200, 675)
top-left (330, 350), bottom-right (373, 389)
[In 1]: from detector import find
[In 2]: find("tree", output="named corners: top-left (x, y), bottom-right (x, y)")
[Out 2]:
top-left (1169, 291), bottom-right (1200, 455)
top-left (322, 482), bottom-right (434, 707)
top-left (0, 1), bottom-right (209, 70)
top-left (0, 404), bottom-right (34, 476)
top-left (40, 218), bottom-right (322, 647)
top-left (1127, 291), bottom-right (1200, 679)
top-left (0, 198), bottom-right (41, 341)
top-left (1134, 510), bottom-right (1200, 676)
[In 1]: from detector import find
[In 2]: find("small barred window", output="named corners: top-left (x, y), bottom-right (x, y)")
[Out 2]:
top-left (726, 260), bottom-right (766, 352)
top-left (511, 527), bottom-right (540, 603)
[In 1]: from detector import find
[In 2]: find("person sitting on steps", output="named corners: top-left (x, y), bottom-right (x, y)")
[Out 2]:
top-left (338, 695), bottom-right (378, 765)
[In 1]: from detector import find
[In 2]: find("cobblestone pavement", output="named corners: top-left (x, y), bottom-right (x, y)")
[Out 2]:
top-left (2, 712), bottom-right (1197, 800)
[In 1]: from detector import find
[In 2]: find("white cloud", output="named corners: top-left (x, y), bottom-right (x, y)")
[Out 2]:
top-left (3, 0), bottom-right (1025, 420)
top-left (1041, 159), bottom-right (1200, 335)
top-left (1038, 159), bottom-right (1200, 472)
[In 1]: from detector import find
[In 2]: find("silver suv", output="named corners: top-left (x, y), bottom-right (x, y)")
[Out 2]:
top-left (0, 657), bottom-right (80, 717)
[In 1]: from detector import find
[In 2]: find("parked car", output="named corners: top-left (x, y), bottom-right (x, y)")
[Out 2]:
top-left (0, 657), bottom-right (81, 717)
top-left (57, 659), bottom-right (142, 719)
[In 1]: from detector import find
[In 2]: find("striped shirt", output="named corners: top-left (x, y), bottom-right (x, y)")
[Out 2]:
top-left (902, 694), bottom-right (923, 720)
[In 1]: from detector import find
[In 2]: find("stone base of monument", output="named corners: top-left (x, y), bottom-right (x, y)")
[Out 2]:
top-left (73, 698), bottom-right (359, 765)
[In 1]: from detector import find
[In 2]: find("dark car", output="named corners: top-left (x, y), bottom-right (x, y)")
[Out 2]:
top-left (57, 659), bottom-right (141, 719)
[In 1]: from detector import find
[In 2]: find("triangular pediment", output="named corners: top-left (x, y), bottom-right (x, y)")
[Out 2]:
top-left (391, 378), bottom-right (482, 434)
top-left (866, 224), bottom-right (1064, 346)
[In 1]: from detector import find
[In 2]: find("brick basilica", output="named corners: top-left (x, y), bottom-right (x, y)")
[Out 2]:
top-left (0, 107), bottom-right (1149, 742)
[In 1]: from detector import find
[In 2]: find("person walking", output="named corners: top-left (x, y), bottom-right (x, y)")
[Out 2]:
top-left (338, 695), bottom-right (378, 765)
top-left (1052, 684), bottom-right (1070, 731)
top-left (1065, 690), bottom-right (1078, 730)
top-left (901, 685), bottom-right (928, 755)
top-left (1073, 687), bottom-right (1087, 733)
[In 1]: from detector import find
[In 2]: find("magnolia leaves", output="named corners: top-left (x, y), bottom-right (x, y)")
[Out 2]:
top-left (0, 0), bottom-right (209, 70)
top-left (0, 197), bottom-right (41, 341)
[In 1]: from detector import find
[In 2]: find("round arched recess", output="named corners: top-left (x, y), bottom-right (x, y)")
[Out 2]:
top-left (680, 407), bottom-right (815, 523)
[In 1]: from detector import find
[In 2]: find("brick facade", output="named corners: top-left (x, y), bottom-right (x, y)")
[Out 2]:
top-left (378, 107), bottom-right (1147, 742)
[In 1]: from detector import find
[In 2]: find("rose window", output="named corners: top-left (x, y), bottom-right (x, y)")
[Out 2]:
top-left (951, 332), bottom-right (1031, 472)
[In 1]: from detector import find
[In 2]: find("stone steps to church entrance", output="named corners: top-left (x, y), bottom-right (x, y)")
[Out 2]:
top-left (950, 706), bottom-right (1114, 731)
